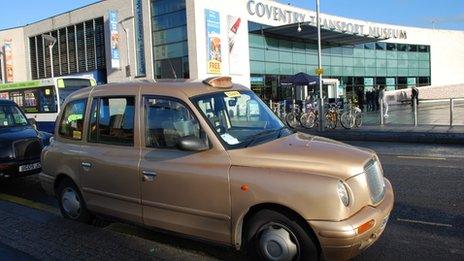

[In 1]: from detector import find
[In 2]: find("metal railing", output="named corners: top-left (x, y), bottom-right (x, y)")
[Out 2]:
top-left (380, 97), bottom-right (464, 127)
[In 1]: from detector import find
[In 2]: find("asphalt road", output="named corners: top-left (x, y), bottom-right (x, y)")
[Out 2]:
top-left (0, 141), bottom-right (463, 260)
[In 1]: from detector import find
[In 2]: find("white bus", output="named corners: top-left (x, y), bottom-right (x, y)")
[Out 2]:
top-left (0, 77), bottom-right (96, 133)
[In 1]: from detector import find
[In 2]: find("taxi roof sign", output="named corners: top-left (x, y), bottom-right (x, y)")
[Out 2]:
top-left (203, 76), bottom-right (233, 89)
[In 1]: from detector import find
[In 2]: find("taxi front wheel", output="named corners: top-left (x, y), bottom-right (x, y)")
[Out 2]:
top-left (57, 178), bottom-right (93, 224)
top-left (245, 209), bottom-right (320, 261)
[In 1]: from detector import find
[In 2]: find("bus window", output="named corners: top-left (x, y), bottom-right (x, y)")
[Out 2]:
top-left (10, 92), bottom-right (24, 107)
top-left (38, 87), bottom-right (57, 113)
top-left (24, 90), bottom-right (39, 113)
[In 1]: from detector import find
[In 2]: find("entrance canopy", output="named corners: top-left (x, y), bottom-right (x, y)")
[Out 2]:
top-left (259, 23), bottom-right (386, 45)
top-left (281, 72), bottom-right (319, 86)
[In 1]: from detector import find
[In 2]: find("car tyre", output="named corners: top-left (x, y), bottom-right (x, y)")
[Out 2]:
top-left (57, 178), bottom-right (93, 224)
top-left (245, 209), bottom-right (320, 261)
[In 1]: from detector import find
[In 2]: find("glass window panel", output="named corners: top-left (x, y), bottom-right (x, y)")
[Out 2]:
top-left (364, 49), bottom-right (376, 58)
top-left (306, 54), bottom-right (318, 65)
top-left (408, 60), bottom-right (419, 69)
top-left (265, 62), bottom-right (280, 74)
top-left (293, 64), bottom-right (306, 74)
top-left (376, 50), bottom-right (386, 59)
top-left (408, 68), bottom-right (419, 76)
top-left (305, 65), bottom-right (318, 75)
top-left (364, 43), bottom-right (375, 50)
top-left (397, 44), bottom-right (407, 51)
top-left (342, 46), bottom-right (354, 56)
top-left (154, 41), bottom-right (188, 60)
top-left (342, 66), bottom-right (353, 77)
top-left (249, 34), bottom-right (264, 48)
top-left (353, 48), bottom-right (364, 58)
top-left (152, 0), bottom-right (185, 16)
top-left (354, 67), bottom-right (364, 76)
top-left (418, 52), bottom-right (430, 61)
top-left (292, 53), bottom-right (306, 64)
top-left (153, 26), bottom-right (187, 46)
top-left (152, 10), bottom-right (186, 31)
top-left (398, 68), bottom-right (408, 76)
top-left (365, 58), bottom-right (376, 67)
top-left (265, 37), bottom-right (279, 50)
top-left (331, 46), bottom-right (343, 55)
top-left (387, 59), bottom-right (397, 68)
top-left (386, 51), bottom-right (397, 60)
top-left (419, 60), bottom-right (430, 69)
top-left (397, 51), bottom-right (408, 60)
top-left (331, 66), bottom-right (342, 76)
top-left (408, 45), bottom-right (418, 52)
top-left (376, 59), bottom-right (386, 68)
top-left (279, 39), bottom-right (292, 50)
top-left (408, 52), bottom-right (419, 60)
top-left (279, 51), bottom-right (292, 63)
top-left (331, 56), bottom-right (343, 66)
top-left (387, 68), bottom-right (397, 76)
top-left (418, 45), bottom-right (429, 53)
top-left (59, 99), bottom-right (86, 140)
top-left (353, 57), bottom-right (364, 67)
top-left (280, 63), bottom-right (293, 75)
top-left (376, 67), bottom-right (386, 76)
top-left (342, 57), bottom-right (354, 67)
top-left (322, 55), bottom-right (330, 66)
top-left (365, 67), bottom-right (376, 76)
top-left (265, 50), bottom-right (279, 62)
top-left (375, 43), bottom-right (386, 50)
top-left (386, 43), bottom-right (396, 51)
top-left (306, 43), bottom-right (317, 53)
top-left (292, 42), bottom-right (305, 53)
top-left (250, 61), bottom-right (265, 74)
top-left (250, 47), bottom-right (265, 61)
top-left (419, 68), bottom-right (430, 76)
top-left (398, 59), bottom-right (408, 68)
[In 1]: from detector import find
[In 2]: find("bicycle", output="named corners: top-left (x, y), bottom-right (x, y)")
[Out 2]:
top-left (300, 102), bottom-right (318, 129)
top-left (285, 101), bottom-right (302, 129)
top-left (340, 101), bottom-right (363, 129)
top-left (325, 102), bottom-right (341, 129)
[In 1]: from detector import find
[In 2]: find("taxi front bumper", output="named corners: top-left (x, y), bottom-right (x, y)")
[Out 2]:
top-left (309, 179), bottom-right (394, 261)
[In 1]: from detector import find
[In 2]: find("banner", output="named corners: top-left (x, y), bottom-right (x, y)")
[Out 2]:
top-left (108, 11), bottom-right (120, 69)
top-left (134, 0), bottom-right (146, 76)
top-left (227, 15), bottom-right (243, 75)
top-left (205, 9), bottom-right (221, 74)
top-left (4, 39), bottom-right (13, 83)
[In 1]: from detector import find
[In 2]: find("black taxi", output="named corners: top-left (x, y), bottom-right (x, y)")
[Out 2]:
top-left (0, 99), bottom-right (51, 178)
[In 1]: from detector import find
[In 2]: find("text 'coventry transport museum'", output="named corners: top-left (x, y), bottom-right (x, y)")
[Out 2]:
top-left (0, 0), bottom-right (463, 100)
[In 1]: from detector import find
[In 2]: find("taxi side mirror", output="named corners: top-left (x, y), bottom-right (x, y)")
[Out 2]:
top-left (28, 118), bottom-right (37, 130)
top-left (177, 135), bottom-right (209, 152)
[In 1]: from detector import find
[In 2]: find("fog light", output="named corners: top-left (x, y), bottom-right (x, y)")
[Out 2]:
top-left (357, 219), bottom-right (375, 235)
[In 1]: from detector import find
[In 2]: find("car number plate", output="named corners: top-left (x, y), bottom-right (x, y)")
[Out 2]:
top-left (19, 162), bottom-right (41, 172)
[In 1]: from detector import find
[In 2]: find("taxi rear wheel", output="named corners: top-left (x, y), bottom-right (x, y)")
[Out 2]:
top-left (57, 178), bottom-right (93, 224)
top-left (245, 209), bottom-right (320, 261)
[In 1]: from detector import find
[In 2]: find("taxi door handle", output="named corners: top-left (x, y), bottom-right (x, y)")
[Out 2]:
top-left (81, 162), bottom-right (92, 170)
top-left (142, 170), bottom-right (157, 182)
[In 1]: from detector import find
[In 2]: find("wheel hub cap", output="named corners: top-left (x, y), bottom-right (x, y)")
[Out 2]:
top-left (259, 226), bottom-right (298, 261)
top-left (62, 188), bottom-right (81, 219)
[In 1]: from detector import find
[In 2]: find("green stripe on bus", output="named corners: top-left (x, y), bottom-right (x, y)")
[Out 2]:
top-left (0, 80), bottom-right (41, 91)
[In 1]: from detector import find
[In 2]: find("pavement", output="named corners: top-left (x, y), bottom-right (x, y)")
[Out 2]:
top-left (0, 141), bottom-right (463, 260)
top-left (299, 102), bottom-right (464, 144)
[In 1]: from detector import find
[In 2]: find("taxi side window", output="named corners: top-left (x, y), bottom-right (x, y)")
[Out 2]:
top-left (88, 97), bottom-right (135, 146)
top-left (59, 99), bottom-right (86, 140)
top-left (145, 97), bottom-right (201, 149)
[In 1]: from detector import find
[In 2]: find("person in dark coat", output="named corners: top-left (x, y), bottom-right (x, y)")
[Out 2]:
top-left (356, 87), bottom-right (365, 111)
top-left (411, 87), bottom-right (419, 107)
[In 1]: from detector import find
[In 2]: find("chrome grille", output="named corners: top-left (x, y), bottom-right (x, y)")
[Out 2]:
top-left (365, 159), bottom-right (385, 204)
top-left (13, 138), bottom-right (42, 160)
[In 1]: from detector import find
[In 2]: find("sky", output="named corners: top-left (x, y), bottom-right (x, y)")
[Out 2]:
top-left (0, 0), bottom-right (463, 31)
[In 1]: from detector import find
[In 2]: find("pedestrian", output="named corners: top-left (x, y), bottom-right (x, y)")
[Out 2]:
top-left (366, 90), bottom-right (372, 111)
top-left (374, 87), bottom-right (380, 111)
top-left (411, 86), bottom-right (419, 107)
top-left (356, 87), bottom-right (364, 112)
top-left (379, 86), bottom-right (389, 118)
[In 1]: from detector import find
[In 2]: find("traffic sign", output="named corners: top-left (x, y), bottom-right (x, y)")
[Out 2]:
top-left (315, 68), bottom-right (324, 76)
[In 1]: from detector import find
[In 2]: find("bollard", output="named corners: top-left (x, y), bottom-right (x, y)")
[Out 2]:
top-left (450, 98), bottom-right (454, 127)
top-left (380, 98), bottom-right (384, 125)
top-left (413, 98), bottom-right (418, 126)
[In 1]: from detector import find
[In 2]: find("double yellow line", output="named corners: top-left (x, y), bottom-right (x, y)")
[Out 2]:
top-left (0, 193), bottom-right (59, 215)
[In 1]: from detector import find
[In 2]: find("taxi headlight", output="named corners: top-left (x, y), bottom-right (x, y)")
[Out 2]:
top-left (337, 181), bottom-right (350, 207)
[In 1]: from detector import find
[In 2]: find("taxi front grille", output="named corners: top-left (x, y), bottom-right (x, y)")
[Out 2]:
top-left (13, 138), bottom-right (42, 160)
top-left (365, 159), bottom-right (386, 204)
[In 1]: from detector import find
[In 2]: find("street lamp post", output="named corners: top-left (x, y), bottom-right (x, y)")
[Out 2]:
top-left (119, 16), bottom-right (134, 81)
top-left (0, 48), bottom-right (5, 84)
top-left (42, 34), bottom-right (57, 80)
top-left (316, 0), bottom-right (324, 131)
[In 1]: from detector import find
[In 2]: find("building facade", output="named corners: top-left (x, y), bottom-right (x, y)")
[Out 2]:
top-left (0, 0), bottom-right (463, 100)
